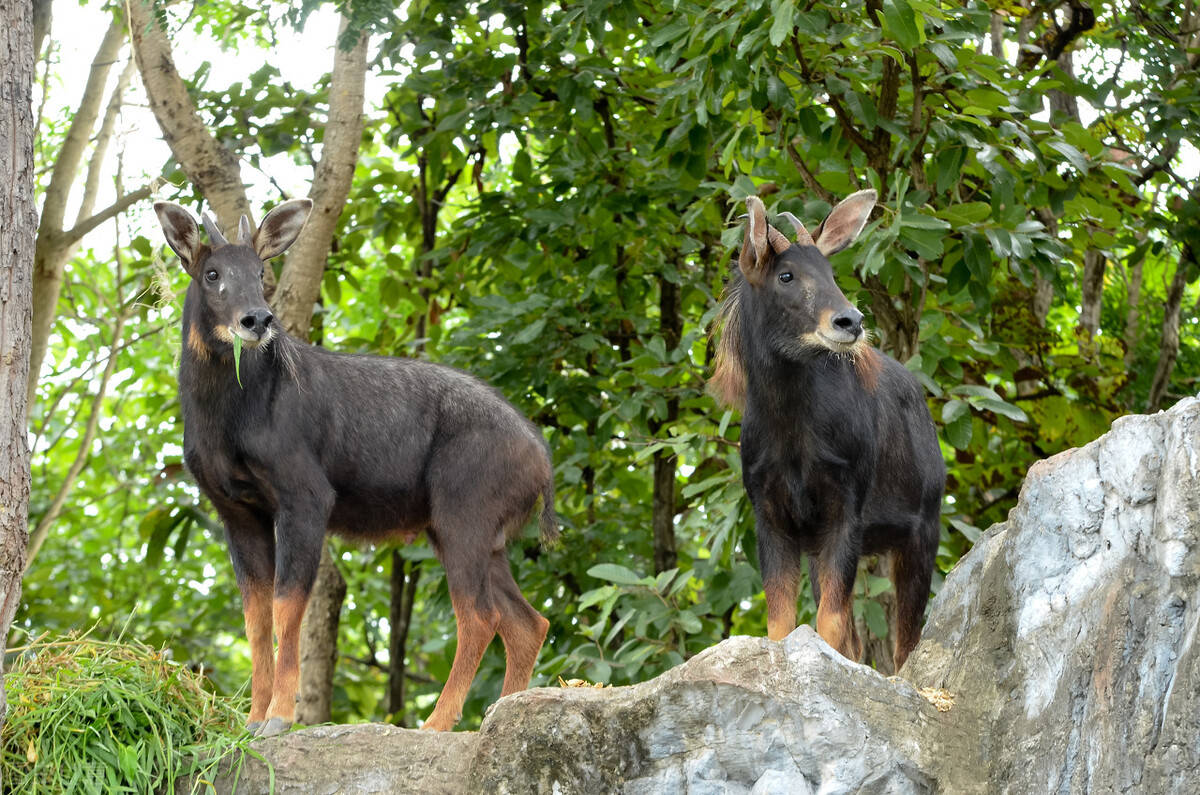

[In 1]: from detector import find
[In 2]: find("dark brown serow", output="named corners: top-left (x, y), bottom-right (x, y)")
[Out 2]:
top-left (154, 199), bottom-right (558, 736)
top-left (710, 189), bottom-right (945, 669)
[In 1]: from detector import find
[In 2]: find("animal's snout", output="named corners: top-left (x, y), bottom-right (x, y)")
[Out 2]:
top-left (831, 308), bottom-right (863, 338)
top-left (240, 308), bottom-right (274, 337)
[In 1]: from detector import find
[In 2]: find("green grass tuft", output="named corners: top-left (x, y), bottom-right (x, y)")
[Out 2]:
top-left (2, 633), bottom-right (257, 794)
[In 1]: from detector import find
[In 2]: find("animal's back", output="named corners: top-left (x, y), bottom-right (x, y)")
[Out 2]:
top-left (279, 345), bottom-right (552, 541)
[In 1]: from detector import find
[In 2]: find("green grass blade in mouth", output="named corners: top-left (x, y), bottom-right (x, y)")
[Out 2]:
top-left (233, 333), bottom-right (244, 388)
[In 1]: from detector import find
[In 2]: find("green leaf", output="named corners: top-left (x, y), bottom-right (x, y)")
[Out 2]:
top-left (769, 1), bottom-right (796, 47)
top-left (675, 610), bottom-right (703, 634)
top-left (942, 398), bottom-right (969, 424)
top-left (766, 75), bottom-right (790, 108)
top-left (233, 334), bottom-right (243, 389)
top-left (950, 384), bottom-right (1001, 400)
top-left (974, 397), bottom-right (1029, 423)
top-left (1046, 139), bottom-right (1089, 172)
top-left (863, 599), bottom-right (889, 638)
top-left (587, 563), bottom-right (646, 586)
top-left (944, 413), bottom-right (972, 450)
top-left (938, 202), bottom-right (991, 225)
top-left (881, 0), bottom-right (923, 49)
top-left (927, 41), bottom-right (957, 69)
top-left (512, 318), bottom-right (548, 345)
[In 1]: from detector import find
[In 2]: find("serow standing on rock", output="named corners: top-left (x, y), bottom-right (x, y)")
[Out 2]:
top-left (154, 199), bottom-right (559, 736)
top-left (708, 189), bottom-right (945, 669)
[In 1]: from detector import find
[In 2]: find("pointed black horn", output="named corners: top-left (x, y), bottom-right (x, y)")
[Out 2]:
top-left (202, 213), bottom-right (228, 247)
top-left (777, 211), bottom-right (816, 247)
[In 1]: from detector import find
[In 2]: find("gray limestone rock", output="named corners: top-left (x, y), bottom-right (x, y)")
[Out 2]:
top-left (903, 396), bottom-right (1200, 793)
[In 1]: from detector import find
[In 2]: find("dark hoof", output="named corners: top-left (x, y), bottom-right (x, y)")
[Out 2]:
top-left (245, 720), bottom-right (263, 735)
top-left (254, 717), bottom-right (292, 738)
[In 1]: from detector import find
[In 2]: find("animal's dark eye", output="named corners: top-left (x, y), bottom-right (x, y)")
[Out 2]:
top-left (205, 269), bottom-right (219, 283)
top-left (259, 268), bottom-right (265, 280)
top-left (778, 272), bottom-right (793, 284)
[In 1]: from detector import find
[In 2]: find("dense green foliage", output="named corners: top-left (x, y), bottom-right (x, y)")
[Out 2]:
top-left (2, 634), bottom-right (250, 793)
top-left (20, 0), bottom-right (1200, 730)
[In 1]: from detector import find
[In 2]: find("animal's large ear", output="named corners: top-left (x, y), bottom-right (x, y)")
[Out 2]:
top-left (813, 189), bottom-right (877, 257)
top-left (154, 202), bottom-right (204, 277)
top-left (254, 198), bottom-right (313, 260)
top-left (741, 196), bottom-right (792, 285)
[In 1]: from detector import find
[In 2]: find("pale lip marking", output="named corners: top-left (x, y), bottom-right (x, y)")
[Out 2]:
top-left (816, 328), bottom-right (862, 353)
top-left (228, 324), bottom-right (273, 348)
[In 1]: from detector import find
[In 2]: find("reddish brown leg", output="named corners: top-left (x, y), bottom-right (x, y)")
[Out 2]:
top-left (489, 550), bottom-right (549, 696)
top-left (815, 563), bottom-right (862, 661)
top-left (423, 590), bottom-right (501, 731)
top-left (756, 517), bottom-right (802, 642)
top-left (218, 506), bottom-right (276, 732)
top-left (764, 571), bottom-right (800, 641)
top-left (241, 580), bottom-right (275, 723)
top-left (261, 592), bottom-right (308, 733)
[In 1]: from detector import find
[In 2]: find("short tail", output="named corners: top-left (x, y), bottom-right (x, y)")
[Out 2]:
top-left (539, 480), bottom-right (560, 545)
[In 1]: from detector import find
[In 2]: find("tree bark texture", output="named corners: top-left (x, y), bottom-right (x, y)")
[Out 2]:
top-left (1147, 244), bottom-right (1194, 411)
top-left (0, 1), bottom-right (36, 785)
top-left (128, 0), bottom-right (251, 231)
top-left (274, 19), bottom-right (368, 338)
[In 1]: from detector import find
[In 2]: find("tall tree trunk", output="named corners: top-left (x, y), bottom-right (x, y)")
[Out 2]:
top-left (273, 20), bottom-right (368, 332)
top-left (295, 544), bottom-right (346, 724)
top-left (31, 0), bottom-right (49, 59)
top-left (0, 1), bottom-right (36, 786)
top-left (651, 272), bottom-right (680, 574)
top-left (1147, 244), bottom-right (1194, 411)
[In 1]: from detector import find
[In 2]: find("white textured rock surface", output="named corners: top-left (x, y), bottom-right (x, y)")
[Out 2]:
top-left (470, 628), bottom-right (978, 794)
top-left (904, 396), bottom-right (1200, 793)
top-left (197, 398), bottom-right (1200, 794)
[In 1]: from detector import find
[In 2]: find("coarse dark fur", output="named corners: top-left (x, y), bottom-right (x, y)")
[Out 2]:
top-left (709, 190), bottom-right (945, 669)
top-left (154, 199), bottom-right (557, 736)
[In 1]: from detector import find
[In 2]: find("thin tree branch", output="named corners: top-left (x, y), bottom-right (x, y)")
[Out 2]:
top-left (60, 185), bottom-right (155, 246)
